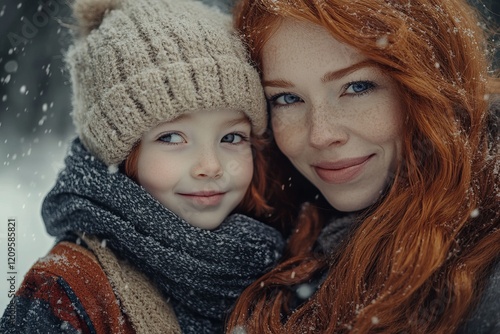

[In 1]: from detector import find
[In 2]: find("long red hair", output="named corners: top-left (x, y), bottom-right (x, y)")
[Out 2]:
top-left (228, 0), bottom-right (500, 332)
top-left (124, 133), bottom-right (275, 222)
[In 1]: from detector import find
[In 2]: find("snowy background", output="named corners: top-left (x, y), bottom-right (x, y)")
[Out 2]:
top-left (0, 0), bottom-right (498, 315)
top-left (1, 0), bottom-right (74, 315)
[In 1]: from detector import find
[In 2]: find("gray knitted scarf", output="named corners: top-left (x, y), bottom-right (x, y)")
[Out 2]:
top-left (42, 138), bottom-right (284, 333)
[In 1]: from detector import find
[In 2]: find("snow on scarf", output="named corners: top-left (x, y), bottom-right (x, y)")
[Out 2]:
top-left (42, 138), bottom-right (284, 333)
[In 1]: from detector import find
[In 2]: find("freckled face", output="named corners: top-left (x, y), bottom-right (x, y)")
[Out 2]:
top-left (136, 109), bottom-right (253, 229)
top-left (261, 19), bottom-right (404, 212)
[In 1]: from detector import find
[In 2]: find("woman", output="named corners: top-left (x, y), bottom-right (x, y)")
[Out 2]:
top-left (228, 0), bottom-right (500, 332)
top-left (0, 0), bottom-right (284, 333)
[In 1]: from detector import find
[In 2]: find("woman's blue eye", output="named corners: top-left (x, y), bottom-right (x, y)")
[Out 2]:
top-left (222, 133), bottom-right (247, 144)
top-left (158, 133), bottom-right (184, 144)
top-left (269, 93), bottom-right (303, 106)
top-left (345, 81), bottom-right (375, 95)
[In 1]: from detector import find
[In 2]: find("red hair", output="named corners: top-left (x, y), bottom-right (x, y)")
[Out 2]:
top-left (228, 0), bottom-right (500, 332)
top-left (124, 133), bottom-right (274, 221)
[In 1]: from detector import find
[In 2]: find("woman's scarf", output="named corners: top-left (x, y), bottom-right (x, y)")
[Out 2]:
top-left (42, 138), bottom-right (284, 333)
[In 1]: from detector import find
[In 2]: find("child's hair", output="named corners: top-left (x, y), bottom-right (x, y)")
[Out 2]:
top-left (124, 133), bottom-right (273, 220)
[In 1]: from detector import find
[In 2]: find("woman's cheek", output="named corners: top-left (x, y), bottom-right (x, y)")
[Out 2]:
top-left (271, 110), bottom-right (305, 157)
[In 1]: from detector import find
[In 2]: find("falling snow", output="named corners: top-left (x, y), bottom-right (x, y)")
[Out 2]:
top-left (38, 115), bottom-right (47, 126)
top-left (470, 208), bottom-right (480, 218)
top-left (376, 35), bottom-right (389, 49)
top-left (4, 60), bottom-right (18, 73)
top-left (0, 0), bottom-right (498, 326)
top-left (296, 283), bottom-right (314, 300)
top-left (231, 326), bottom-right (247, 334)
top-left (0, 137), bottom-right (70, 313)
top-left (108, 164), bottom-right (119, 174)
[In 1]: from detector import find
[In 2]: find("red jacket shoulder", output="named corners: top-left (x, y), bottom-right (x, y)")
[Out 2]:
top-left (18, 241), bottom-right (134, 334)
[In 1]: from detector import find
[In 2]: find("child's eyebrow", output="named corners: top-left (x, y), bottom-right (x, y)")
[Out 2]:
top-left (223, 115), bottom-right (250, 128)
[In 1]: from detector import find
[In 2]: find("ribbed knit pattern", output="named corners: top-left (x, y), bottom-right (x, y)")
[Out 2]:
top-left (68, 0), bottom-right (267, 166)
top-left (83, 235), bottom-right (182, 334)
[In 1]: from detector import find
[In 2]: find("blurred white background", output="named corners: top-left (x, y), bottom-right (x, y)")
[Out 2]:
top-left (1, 0), bottom-right (74, 314)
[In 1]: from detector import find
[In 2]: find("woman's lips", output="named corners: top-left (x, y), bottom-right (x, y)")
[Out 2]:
top-left (313, 155), bottom-right (373, 184)
top-left (178, 191), bottom-right (225, 206)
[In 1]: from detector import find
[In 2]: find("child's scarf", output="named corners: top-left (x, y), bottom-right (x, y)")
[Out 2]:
top-left (42, 138), bottom-right (284, 333)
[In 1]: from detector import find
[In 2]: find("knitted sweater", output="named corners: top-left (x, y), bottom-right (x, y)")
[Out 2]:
top-left (0, 237), bottom-right (181, 334)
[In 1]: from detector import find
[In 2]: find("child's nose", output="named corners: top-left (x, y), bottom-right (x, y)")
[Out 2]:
top-left (192, 149), bottom-right (223, 179)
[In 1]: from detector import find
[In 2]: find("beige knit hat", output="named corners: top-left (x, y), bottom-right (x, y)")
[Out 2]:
top-left (67, 0), bottom-right (267, 166)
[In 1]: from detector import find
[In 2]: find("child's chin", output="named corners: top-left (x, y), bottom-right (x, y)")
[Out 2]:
top-left (182, 212), bottom-right (227, 231)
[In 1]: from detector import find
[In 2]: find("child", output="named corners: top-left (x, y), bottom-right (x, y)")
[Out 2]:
top-left (0, 0), bottom-right (284, 333)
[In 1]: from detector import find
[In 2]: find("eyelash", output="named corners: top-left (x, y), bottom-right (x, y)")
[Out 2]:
top-left (267, 93), bottom-right (302, 109)
top-left (342, 80), bottom-right (377, 97)
top-left (156, 132), bottom-right (250, 145)
top-left (222, 132), bottom-right (250, 145)
top-left (157, 132), bottom-right (184, 145)
top-left (267, 80), bottom-right (378, 108)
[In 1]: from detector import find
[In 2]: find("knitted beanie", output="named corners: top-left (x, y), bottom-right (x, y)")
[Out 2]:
top-left (67, 0), bottom-right (267, 166)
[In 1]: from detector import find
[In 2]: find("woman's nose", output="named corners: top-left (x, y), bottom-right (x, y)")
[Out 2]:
top-left (308, 103), bottom-right (349, 149)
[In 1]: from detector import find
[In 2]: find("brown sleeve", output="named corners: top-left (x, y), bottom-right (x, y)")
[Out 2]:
top-left (25, 241), bottom-right (135, 334)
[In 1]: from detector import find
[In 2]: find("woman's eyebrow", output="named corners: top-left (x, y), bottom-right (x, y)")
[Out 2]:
top-left (262, 79), bottom-right (294, 89)
top-left (321, 59), bottom-right (378, 83)
top-left (263, 60), bottom-right (379, 89)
